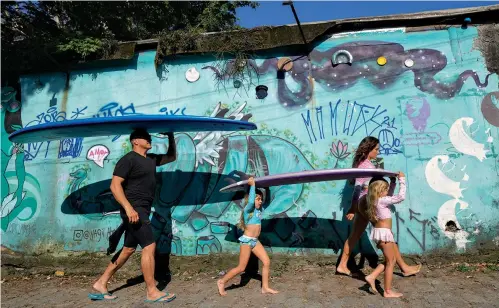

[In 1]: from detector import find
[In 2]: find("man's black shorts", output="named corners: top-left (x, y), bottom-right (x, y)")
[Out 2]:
top-left (123, 208), bottom-right (155, 249)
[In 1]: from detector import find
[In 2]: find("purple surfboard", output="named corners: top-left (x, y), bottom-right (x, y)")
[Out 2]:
top-left (219, 168), bottom-right (399, 192)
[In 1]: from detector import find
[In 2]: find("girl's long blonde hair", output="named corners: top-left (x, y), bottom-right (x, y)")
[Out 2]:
top-left (365, 179), bottom-right (389, 223)
top-left (237, 189), bottom-right (264, 231)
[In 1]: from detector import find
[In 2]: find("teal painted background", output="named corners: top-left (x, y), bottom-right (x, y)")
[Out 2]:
top-left (2, 26), bottom-right (498, 255)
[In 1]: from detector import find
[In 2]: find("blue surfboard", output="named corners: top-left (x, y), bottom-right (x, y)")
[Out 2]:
top-left (8, 115), bottom-right (257, 143)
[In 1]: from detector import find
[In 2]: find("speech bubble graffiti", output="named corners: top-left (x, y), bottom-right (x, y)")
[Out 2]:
top-left (87, 145), bottom-right (110, 168)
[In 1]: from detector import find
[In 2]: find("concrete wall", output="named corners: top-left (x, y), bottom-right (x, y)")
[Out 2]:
top-left (2, 25), bottom-right (498, 256)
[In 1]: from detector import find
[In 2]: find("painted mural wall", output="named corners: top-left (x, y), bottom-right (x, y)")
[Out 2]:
top-left (2, 26), bottom-right (499, 256)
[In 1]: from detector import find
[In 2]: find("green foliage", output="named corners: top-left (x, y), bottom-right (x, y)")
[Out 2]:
top-left (54, 37), bottom-right (118, 60)
top-left (1, 1), bottom-right (258, 79)
top-left (196, 1), bottom-right (258, 32)
top-left (155, 1), bottom-right (259, 67)
top-left (456, 263), bottom-right (478, 272)
top-left (57, 38), bottom-right (103, 59)
top-left (156, 28), bottom-right (200, 64)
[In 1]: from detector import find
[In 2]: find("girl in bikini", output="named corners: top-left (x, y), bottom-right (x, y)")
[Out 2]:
top-left (360, 172), bottom-right (406, 298)
top-left (336, 136), bottom-right (420, 277)
top-left (217, 177), bottom-right (279, 296)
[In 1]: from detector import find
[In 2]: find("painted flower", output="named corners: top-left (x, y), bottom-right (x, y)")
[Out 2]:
top-left (330, 140), bottom-right (351, 160)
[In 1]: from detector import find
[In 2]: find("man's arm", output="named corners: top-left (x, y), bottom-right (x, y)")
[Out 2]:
top-left (155, 132), bottom-right (177, 166)
top-left (110, 175), bottom-right (138, 223)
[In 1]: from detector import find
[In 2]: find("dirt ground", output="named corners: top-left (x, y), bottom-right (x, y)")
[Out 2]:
top-left (2, 248), bottom-right (499, 307)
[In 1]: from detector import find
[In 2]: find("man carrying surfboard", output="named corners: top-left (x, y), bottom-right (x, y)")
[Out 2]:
top-left (89, 128), bottom-right (177, 303)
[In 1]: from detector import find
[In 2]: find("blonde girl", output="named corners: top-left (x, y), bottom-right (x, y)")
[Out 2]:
top-left (360, 172), bottom-right (406, 298)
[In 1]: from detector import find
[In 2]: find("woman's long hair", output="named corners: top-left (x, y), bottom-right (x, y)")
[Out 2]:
top-left (237, 189), bottom-right (264, 231)
top-left (352, 136), bottom-right (379, 168)
top-left (365, 179), bottom-right (389, 223)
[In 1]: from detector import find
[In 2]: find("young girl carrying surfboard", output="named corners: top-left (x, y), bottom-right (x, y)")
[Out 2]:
top-left (360, 172), bottom-right (406, 297)
top-left (217, 177), bottom-right (279, 296)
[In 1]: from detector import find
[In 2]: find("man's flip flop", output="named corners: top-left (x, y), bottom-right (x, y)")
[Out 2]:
top-left (335, 270), bottom-right (352, 277)
top-left (88, 292), bottom-right (117, 300)
top-left (145, 293), bottom-right (176, 303)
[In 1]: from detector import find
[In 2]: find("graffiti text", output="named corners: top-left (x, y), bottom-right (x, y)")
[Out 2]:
top-left (301, 99), bottom-right (401, 155)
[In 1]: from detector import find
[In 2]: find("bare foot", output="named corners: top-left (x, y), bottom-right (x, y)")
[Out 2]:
top-left (364, 275), bottom-right (378, 294)
top-left (262, 287), bottom-right (279, 294)
top-left (147, 290), bottom-right (176, 302)
top-left (335, 266), bottom-right (351, 276)
top-left (384, 289), bottom-right (403, 298)
top-left (402, 264), bottom-right (422, 277)
top-left (92, 281), bottom-right (117, 299)
top-left (217, 279), bottom-right (227, 296)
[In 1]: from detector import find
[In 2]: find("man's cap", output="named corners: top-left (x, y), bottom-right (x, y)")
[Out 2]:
top-left (130, 128), bottom-right (151, 142)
